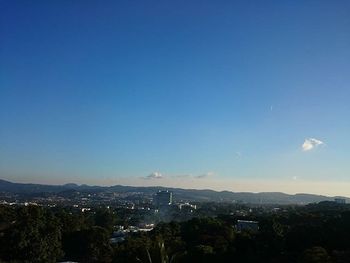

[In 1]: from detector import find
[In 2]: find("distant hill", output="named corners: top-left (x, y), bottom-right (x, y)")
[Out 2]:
top-left (0, 178), bottom-right (348, 205)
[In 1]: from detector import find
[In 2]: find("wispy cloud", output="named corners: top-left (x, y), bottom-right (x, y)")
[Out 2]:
top-left (142, 171), bottom-right (216, 180)
top-left (172, 174), bottom-right (192, 178)
top-left (195, 171), bottom-right (215, 179)
top-left (302, 138), bottom-right (324, 151)
top-left (144, 172), bottom-right (163, 179)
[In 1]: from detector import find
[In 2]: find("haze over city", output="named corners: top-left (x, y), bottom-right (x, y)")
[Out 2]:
top-left (1, 1), bottom-right (349, 196)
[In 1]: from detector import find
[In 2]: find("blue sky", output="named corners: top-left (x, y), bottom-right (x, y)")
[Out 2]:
top-left (1, 1), bottom-right (350, 195)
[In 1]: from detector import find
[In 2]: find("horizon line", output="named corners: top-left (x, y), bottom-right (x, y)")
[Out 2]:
top-left (1, 178), bottom-right (349, 199)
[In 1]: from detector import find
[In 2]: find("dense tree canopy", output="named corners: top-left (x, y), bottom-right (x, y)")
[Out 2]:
top-left (1, 203), bottom-right (350, 262)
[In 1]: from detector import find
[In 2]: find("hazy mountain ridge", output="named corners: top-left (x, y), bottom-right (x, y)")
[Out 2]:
top-left (0, 179), bottom-right (348, 204)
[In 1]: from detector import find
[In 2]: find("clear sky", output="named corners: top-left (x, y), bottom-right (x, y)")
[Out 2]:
top-left (1, 1), bottom-right (350, 196)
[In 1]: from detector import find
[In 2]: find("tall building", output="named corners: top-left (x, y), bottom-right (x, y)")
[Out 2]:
top-left (154, 190), bottom-right (172, 207)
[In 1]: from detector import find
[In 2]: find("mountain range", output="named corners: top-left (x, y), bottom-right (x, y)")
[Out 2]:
top-left (0, 179), bottom-right (348, 205)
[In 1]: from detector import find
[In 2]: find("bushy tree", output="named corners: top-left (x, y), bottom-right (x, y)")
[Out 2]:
top-left (0, 206), bottom-right (63, 263)
top-left (301, 246), bottom-right (331, 263)
top-left (63, 226), bottom-right (112, 263)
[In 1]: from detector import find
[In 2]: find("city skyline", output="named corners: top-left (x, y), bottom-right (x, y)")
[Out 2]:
top-left (1, 1), bottom-right (350, 196)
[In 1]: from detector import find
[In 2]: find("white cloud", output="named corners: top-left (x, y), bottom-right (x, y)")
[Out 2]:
top-left (302, 138), bottom-right (324, 151)
top-left (143, 171), bottom-right (216, 180)
top-left (144, 172), bottom-right (163, 179)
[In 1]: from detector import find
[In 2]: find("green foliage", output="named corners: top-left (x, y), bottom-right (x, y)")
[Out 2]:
top-left (63, 226), bottom-right (112, 262)
top-left (94, 208), bottom-right (117, 233)
top-left (0, 206), bottom-right (63, 263)
top-left (113, 234), bottom-right (153, 263)
top-left (301, 247), bottom-right (332, 263)
top-left (56, 208), bottom-right (89, 232)
top-left (181, 217), bottom-right (234, 253)
top-left (1, 204), bottom-right (350, 263)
